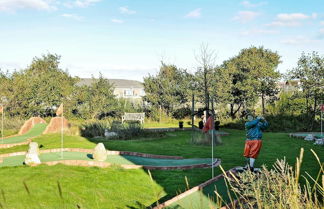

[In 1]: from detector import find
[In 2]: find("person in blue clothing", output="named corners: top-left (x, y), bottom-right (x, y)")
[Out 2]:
top-left (243, 114), bottom-right (269, 172)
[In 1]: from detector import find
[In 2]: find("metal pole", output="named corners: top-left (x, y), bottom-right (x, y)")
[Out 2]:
top-left (61, 104), bottom-right (64, 159)
top-left (191, 93), bottom-right (194, 142)
top-left (211, 98), bottom-right (214, 178)
top-left (1, 105), bottom-right (3, 145)
top-left (321, 101), bottom-right (323, 137)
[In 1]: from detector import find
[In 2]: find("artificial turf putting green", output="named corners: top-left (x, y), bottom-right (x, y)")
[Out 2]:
top-left (0, 151), bottom-right (213, 167)
top-left (0, 123), bottom-right (47, 144)
top-left (166, 177), bottom-right (232, 209)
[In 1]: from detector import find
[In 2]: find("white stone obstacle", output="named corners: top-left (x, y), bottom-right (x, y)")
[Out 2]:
top-left (25, 142), bottom-right (41, 166)
top-left (93, 143), bottom-right (108, 161)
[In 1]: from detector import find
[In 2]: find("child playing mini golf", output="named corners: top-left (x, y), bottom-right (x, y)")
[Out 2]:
top-left (244, 115), bottom-right (268, 172)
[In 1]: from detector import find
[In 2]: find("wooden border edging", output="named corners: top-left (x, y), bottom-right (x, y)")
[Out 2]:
top-left (153, 167), bottom-right (237, 209)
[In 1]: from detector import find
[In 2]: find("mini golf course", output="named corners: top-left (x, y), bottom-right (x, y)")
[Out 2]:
top-left (0, 149), bottom-right (220, 170)
top-left (0, 123), bottom-right (47, 147)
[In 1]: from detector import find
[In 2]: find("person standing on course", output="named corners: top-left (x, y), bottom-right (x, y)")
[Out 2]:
top-left (244, 115), bottom-right (269, 172)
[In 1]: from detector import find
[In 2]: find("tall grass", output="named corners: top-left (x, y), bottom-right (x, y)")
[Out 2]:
top-left (218, 148), bottom-right (323, 209)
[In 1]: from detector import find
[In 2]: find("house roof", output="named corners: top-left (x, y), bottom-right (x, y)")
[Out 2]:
top-left (78, 78), bottom-right (143, 88)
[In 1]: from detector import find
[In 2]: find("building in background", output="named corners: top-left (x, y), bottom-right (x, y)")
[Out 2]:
top-left (78, 78), bottom-right (145, 99)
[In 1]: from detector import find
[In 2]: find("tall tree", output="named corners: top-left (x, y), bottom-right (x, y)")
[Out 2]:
top-left (143, 63), bottom-right (191, 116)
top-left (4, 53), bottom-right (77, 117)
top-left (195, 43), bottom-right (217, 114)
top-left (288, 52), bottom-right (324, 129)
top-left (217, 46), bottom-right (281, 118)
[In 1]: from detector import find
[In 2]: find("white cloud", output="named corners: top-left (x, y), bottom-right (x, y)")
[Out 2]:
top-left (320, 21), bottom-right (324, 26)
top-left (119, 6), bottom-right (136, 15)
top-left (0, 0), bottom-right (55, 12)
top-left (281, 36), bottom-right (319, 45)
top-left (64, 0), bottom-right (101, 8)
top-left (267, 13), bottom-right (317, 27)
top-left (185, 8), bottom-right (201, 18)
top-left (61, 13), bottom-right (83, 21)
top-left (241, 28), bottom-right (279, 35)
top-left (111, 19), bottom-right (124, 24)
top-left (233, 11), bottom-right (260, 23)
top-left (241, 1), bottom-right (267, 8)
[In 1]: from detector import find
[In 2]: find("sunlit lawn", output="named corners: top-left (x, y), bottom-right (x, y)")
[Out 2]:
top-left (0, 128), bottom-right (322, 208)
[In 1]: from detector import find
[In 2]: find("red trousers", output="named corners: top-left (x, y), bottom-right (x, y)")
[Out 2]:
top-left (243, 140), bottom-right (262, 159)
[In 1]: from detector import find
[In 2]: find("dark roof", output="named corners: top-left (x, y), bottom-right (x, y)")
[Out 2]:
top-left (78, 78), bottom-right (143, 88)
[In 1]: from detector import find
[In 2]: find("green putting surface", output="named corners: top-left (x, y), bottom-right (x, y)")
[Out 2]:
top-left (166, 177), bottom-right (233, 209)
top-left (0, 151), bottom-right (213, 167)
top-left (0, 123), bottom-right (47, 144)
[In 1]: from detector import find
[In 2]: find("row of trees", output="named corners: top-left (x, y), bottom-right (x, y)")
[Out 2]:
top-left (143, 46), bottom-right (323, 130)
top-left (0, 46), bottom-right (323, 131)
top-left (0, 54), bottom-right (119, 119)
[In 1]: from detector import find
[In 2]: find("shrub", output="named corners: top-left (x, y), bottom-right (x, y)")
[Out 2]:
top-left (80, 120), bottom-right (110, 138)
top-left (172, 107), bottom-right (191, 119)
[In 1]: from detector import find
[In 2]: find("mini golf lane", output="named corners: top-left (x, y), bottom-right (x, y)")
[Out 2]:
top-left (154, 168), bottom-right (237, 209)
top-left (0, 151), bottom-right (219, 170)
top-left (0, 123), bottom-right (47, 145)
top-left (165, 178), bottom-right (232, 209)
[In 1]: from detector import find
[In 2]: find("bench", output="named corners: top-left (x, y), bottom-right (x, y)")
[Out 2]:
top-left (122, 113), bottom-right (145, 124)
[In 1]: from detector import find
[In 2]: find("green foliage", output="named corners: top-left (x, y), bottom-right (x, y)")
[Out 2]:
top-left (80, 120), bottom-right (110, 138)
top-left (69, 74), bottom-right (118, 119)
top-left (287, 52), bottom-right (324, 129)
top-left (143, 63), bottom-right (192, 115)
top-left (172, 107), bottom-right (191, 119)
top-left (212, 46), bottom-right (281, 118)
top-left (0, 53), bottom-right (77, 117)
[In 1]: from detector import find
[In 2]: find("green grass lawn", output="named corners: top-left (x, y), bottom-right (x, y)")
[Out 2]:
top-left (0, 165), bottom-right (164, 209)
top-left (0, 129), bottom-right (322, 208)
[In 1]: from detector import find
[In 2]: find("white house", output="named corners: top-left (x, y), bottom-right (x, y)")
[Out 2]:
top-left (78, 78), bottom-right (145, 99)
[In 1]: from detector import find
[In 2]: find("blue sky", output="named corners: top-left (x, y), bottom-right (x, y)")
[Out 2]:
top-left (0, 0), bottom-right (323, 81)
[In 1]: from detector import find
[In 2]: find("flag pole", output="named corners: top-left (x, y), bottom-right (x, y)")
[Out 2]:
top-left (321, 101), bottom-right (323, 137)
top-left (211, 98), bottom-right (214, 178)
top-left (61, 104), bottom-right (64, 159)
top-left (1, 105), bottom-right (3, 145)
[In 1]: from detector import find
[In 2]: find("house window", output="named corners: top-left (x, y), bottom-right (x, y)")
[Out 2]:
top-left (124, 89), bottom-right (133, 96)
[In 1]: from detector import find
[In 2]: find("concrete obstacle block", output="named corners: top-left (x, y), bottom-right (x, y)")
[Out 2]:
top-left (93, 143), bottom-right (108, 161)
top-left (28, 142), bottom-right (40, 155)
top-left (43, 117), bottom-right (69, 134)
top-left (304, 134), bottom-right (314, 141)
top-left (25, 142), bottom-right (41, 166)
top-left (19, 117), bottom-right (46, 135)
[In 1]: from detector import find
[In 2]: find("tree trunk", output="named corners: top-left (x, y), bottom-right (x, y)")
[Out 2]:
top-left (261, 93), bottom-right (265, 115)
top-left (310, 94), bottom-right (317, 130)
top-left (230, 103), bottom-right (242, 119)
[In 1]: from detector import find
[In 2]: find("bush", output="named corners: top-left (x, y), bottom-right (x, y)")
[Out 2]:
top-left (80, 120), bottom-right (110, 138)
top-left (172, 107), bottom-right (191, 119)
